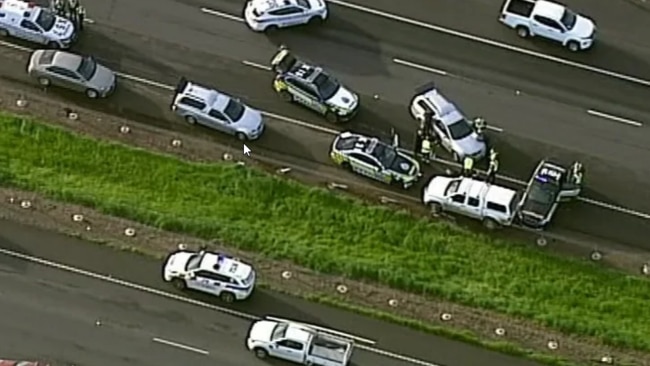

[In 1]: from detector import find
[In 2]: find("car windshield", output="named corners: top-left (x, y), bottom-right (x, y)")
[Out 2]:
top-left (35, 9), bottom-right (56, 32)
top-left (528, 182), bottom-right (558, 205)
top-left (370, 141), bottom-right (397, 168)
top-left (77, 57), bottom-right (97, 80)
top-left (447, 119), bottom-right (473, 140)
top-left (185, 253), bottom-right (203, 271)
top-left (271, 323), bottom-right (288, 341)
top-left (560, 9), bottom-right (577, 30)
top-left (313, 72), bottom-right (340, 101)
top-left (224, 98), bottom-right (246, 122)
top-left (444, 179), bottom-right (461, 196)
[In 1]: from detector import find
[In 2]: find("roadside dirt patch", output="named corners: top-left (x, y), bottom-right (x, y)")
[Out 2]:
top-left (0, 79), bottom-right (648, 365)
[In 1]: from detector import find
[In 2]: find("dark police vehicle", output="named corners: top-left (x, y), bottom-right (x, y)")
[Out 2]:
top-left (517, 159), bottom-right (584, 229)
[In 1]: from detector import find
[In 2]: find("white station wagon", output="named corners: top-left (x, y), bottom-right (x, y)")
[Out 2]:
top-left (244, 0), bottom-right (328, 32)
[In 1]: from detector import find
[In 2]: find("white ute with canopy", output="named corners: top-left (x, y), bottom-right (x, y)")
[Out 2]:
top-left (246, 316), bottom-right (375, 366)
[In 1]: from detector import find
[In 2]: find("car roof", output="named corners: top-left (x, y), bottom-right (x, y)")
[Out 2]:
top-left (252, 0), bottom-right (295, 12)
top-left (289, 63), bottom-right (321, 82)
top-left (181, 82), bottom-right (229, 109)
top-left (0, 0), bottom-right (40, 16)
top-left (535, 1), bottom-right (565, 20)
top-left (199, 252), bottom-right (244, 276)
top-left (51, 51), bottom-right (82, 70)
top-left (420, 90), bottom-right (465, 126)
top-left (486, 184), bottom-right (517, 205)
top-left (286, 325), bottom-right (312, 343)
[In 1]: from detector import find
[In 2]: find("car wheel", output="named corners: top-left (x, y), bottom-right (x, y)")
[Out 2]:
top-left (254, 348), bottom-right (269, 359)
top-left (567, 41), bottom-right (580, 52)
top-left (37, 77), bottom-right (51, 87)
top-left (279, 90), bottom-right (293, 102)
top-left (220, 291), bottom-right (236, 303)
top-left (185, 115), bottom-right (198, 125)
top-left (264, 25), bottom-right (279, 33)
top-left (171, 278), bottom-right (186, 290)
top-left (85, 89), bottom-right (99, 99)
top-left (483, 218), bottom-right (499, 230)
top-left (325, 111), bottom-right (339, 123)
top-left (235, 132), bottom-right (248, 141)
top-left (516, 26), bottom-right (530, 38)
top-left (0, 28), bottom-right (9, 37)
top-left (47, 41), bottom-right (60, 49)
top-left (429, 202), bottom-right (443, 215)
top-left (308, 16), bottom-right (322, 26)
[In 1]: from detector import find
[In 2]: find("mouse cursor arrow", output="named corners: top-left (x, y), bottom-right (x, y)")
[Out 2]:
top-left (243, 144), bottom-right (251, 156)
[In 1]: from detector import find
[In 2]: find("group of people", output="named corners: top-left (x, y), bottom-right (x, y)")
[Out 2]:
top-left (52, 0), bottom-right (86, 31)
top-left (413, 112), bottom-right (500, 184)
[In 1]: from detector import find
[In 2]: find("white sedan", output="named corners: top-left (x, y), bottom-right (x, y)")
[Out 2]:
top-left (244, 0), bottom-right (328, 32)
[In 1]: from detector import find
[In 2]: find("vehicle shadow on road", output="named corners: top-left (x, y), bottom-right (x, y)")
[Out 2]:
top-left (264, 16), bottom-right (388, 77)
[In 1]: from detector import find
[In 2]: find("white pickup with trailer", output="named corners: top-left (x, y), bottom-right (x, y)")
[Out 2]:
top-left (422, 176), bottom-right (519, 230)
top-left (246, 316), bottom-right (375, 366)
top-left (498, 0), bottom-right (596, 52)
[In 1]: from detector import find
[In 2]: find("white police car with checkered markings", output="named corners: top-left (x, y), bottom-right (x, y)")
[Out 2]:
top-left (163, 248), bottom-right (256, 303)
top-left (244, 0), bottom-right (327, 32)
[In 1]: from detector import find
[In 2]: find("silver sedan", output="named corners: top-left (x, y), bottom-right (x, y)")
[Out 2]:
top-left (27, 49), bottom-right (116, 99)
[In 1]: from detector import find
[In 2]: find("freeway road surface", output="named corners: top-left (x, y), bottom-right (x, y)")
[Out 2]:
top-left (323, 0), bottom-right (650, 81)
top-left (0, 219), bottom-right (544, 366)
top-left (1, 16), bottom-right (649, 248)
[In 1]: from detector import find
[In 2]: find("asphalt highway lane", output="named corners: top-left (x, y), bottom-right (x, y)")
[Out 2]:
top-left (3, 3), bottom-right (650, 248)
top-left (0, 219), bottom-right (546, 366)
top-left (204, 0), bottom-right (650, 114)
top-left (324, 0), bottom-right (650, 79)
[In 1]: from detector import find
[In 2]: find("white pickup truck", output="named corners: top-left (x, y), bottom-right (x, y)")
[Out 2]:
top-left (422, 176), bottom-right (519, 230)
top-left (246, 317), bottom-right (371, 366)
top-left (498, 0), bottom-right (596, 52)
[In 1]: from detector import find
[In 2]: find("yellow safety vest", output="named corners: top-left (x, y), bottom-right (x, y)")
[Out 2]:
top-left (463, 157), bottom-right (474, 171)
top-left (421, 140), bottom-right (431, 154)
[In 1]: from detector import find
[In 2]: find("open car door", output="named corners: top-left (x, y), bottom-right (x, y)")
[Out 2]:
top-left (270, 46), bottom-right (298, 74)
top-left (558, 161), bottom-right (584, 201)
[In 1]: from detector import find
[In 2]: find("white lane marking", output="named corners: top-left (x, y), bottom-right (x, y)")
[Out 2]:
top-left (115, 72), bottom-right (174, 91)
top-left (201, 7), bottom-right (245, 22)
top-left (393, 58), bottom-right (448, 76)
top-left (261, 111), bottom-right (340, 134)
top-left (84, 18), bottom-right (95, 24)
top-left (327, 0), bottom-right (650, 88)
top-left (0, 248), bottom-right (441, 366)
top-left (242, 60), bottom-right (272, 71)
top-left (0, 42), bottom-right (646, 220)
top-left (0, 40), bottom-right (31, 52)
top-left (152, 337), bottom-right (209, 355)
top-left (587, 110), bottom-right (643, 127)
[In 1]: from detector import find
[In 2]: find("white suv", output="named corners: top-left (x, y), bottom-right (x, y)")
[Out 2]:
top-left (244, 0), bottom-right (327, 32)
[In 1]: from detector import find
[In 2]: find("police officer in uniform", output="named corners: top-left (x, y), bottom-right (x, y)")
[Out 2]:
top-left (462, 156), bottom-right (475, 177)
top-left (570, 161), bottom-right (584, 186)
top-left (473, 117), bottom-right (487, 136)
top-left (67, 0), bottom-right (80, 26)
top-left (486, 149), bottom-right (499, 184)
top-left (76, 4), bottom-right (86, 31)
top-left (53, 0), bottom-right (66, 17)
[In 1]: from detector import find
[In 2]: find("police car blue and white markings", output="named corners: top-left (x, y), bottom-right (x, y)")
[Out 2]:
top-left (0, 0), bottom-right (76, 48)
top-left (163, 249), bottom-right (257, 303)
top-left (243, 0), bottom-right (327, 32)
top-left (271, 47), bottom-right (359, 123)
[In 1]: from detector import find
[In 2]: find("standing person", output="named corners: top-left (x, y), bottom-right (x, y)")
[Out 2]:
top-left (67, 0), bottom-right (80, 25)
top-left (76, 4), bottom-right (86, 31)
top-left (413, 123), bottom-right (424, 159)
top-left (473, 117), bottom-right (487, 135)
top-left (462, 156), bottom-right (474, 177)
top-left (486, 149), bottom-right (499, 184)
top-left (53, 0), bottom-right (66, 17)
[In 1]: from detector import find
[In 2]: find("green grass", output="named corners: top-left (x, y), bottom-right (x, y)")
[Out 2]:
top-left (2, 113), bottom-right (650, 352)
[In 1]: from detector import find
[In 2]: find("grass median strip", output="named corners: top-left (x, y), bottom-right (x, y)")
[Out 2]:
top-left (1, 113), bottom-right (650, 352)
